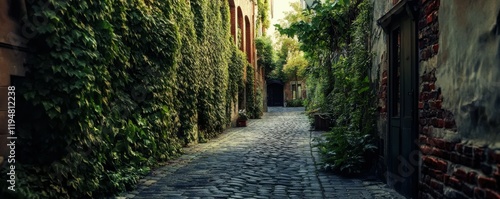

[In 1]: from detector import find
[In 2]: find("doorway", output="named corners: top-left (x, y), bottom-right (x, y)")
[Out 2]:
top-left (267, 80), bottom-right (284, 107)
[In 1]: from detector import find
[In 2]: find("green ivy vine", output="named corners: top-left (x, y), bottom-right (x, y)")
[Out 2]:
top-left (257, 0), bottom-right (271, 31)
top-left (246, 63), bottom-right (258, 119)
top-left (0, 0), bottom-right (253, 198)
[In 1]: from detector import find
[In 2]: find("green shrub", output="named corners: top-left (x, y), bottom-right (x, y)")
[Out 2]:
top-left (286, 99), bottom-right (304, 107)
top-left (278, 0), bottom-right (377, 175)
top-left (315, 127), bottom-right (377, 175)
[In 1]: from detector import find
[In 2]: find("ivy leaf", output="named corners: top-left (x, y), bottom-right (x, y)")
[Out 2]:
top-left (338, 0), bottom-right (350, 7)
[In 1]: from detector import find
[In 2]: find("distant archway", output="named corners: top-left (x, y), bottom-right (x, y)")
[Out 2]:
top-left (267, 80), bottom-right (284, 106)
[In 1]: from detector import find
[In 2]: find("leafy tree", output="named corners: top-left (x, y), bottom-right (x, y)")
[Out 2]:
top-left (283, 51), bottom-right (308, 97)
top-left (269, 34), bottom-right (301, 81)
top-left (255, 36), bottom-right (276, 78)
top-left (257, 0), bottom-right (271, 31)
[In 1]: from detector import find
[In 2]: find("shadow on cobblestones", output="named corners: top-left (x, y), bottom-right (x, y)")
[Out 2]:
top-left (116, 107), bottom-right (405, 199)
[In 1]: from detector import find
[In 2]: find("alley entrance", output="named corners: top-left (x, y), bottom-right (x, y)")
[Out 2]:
top-left (119, 107), bottom-right (404, 199)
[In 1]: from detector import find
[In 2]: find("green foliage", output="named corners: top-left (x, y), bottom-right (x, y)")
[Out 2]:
top-left (283, 52), bottom-right (308, 82)
top-left (190, 0), bottom-right (231, 139)
top-left (246, 63), bottom-right (261, 119)
top-left (286, 99), bottom-right (305, 107)
top-left (257, 0), bottom-right (271, 31)
top-left (278, 0), bottom-right (377, 175)
top-left (255, 36), bottom-right (276, 79)
top-left (271, 36), bottom-right (301, 82)
top-left (227, 47), bottom-right (247, 123)
top-left (315, 127), bottom-right (377, 174)
top-left (1, 0), bottom-right (245, 198)
top-left (255, 84), bottom-right (264, 117)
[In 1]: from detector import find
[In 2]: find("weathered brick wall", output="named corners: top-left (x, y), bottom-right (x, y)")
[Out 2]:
top-left (418, 0), bottom-right (500, 198)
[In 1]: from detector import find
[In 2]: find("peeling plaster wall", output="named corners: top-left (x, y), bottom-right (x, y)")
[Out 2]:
top-left (437, 1), bottom-right (500, 146)
top-left (371, 0), bottom-right (391, 83)
top-left (370, 0), bottom-right (392, 161)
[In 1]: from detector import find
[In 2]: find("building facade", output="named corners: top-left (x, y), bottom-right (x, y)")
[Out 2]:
top-left (284, 80), bottom-right (306, 102)
top-left (372, 0), bottom-right (500, 198)
top-left (228, 0), bottom-right (268, 121)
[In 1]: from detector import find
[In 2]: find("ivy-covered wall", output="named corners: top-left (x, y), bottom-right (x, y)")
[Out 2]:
top-left (0, 0), bottom-right (254, 198)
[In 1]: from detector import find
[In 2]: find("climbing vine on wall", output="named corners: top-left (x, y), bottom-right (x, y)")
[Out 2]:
top-left (0, 0), bottom-right (244, 198)
top-left (255, 36), bottom-right (276, 78)
top-left (246, 63), bottom-right (261, 119)
top-left (190, 0), bottom-right (231, 140)
top-left (227, 46), bottom-right (247, 123)
top-left (257, 0), bottom-right (270, 32)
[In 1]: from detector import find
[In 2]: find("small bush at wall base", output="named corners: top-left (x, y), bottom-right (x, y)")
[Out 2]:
top-left (286, 99), bottom-right (304, 107)
top-left (315, 127), bottom-right (378, 175)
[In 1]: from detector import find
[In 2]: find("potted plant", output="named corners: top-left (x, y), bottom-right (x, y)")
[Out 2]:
top-left (237, 109), bottom-right (248, 127)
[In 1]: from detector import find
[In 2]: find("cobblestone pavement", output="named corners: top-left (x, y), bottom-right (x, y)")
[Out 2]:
top-left (118, 107), bottom-right (405, 199)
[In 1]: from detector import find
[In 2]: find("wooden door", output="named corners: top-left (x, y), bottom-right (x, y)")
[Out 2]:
top-left (387, 15), bottom-right (418, 198)
top-left (267, 82), bottom-right (284, 106)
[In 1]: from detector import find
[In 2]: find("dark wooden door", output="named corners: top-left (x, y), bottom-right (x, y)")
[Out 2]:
top-left (387, 16), bottom-right (418, 198)
top-left (267, 83), bottom-right (283, 106)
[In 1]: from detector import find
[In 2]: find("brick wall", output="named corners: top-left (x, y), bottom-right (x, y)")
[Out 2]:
top-left (283, 80), bottom-right (306, 102)
top-left (417, 0), bottom-right (500, 198)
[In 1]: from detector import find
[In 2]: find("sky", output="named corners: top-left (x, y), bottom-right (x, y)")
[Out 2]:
top-left (267, 0), bottom-right (300, 43)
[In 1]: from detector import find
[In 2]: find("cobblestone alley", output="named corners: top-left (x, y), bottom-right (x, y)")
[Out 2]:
top-left (119, 107), bottom-right (405, 199)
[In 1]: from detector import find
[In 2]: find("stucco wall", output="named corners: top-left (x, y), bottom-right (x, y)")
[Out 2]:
top-left (437, 1), bottom-right (500, 146)
top-left (371, 0), bottom-right (393, 164)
